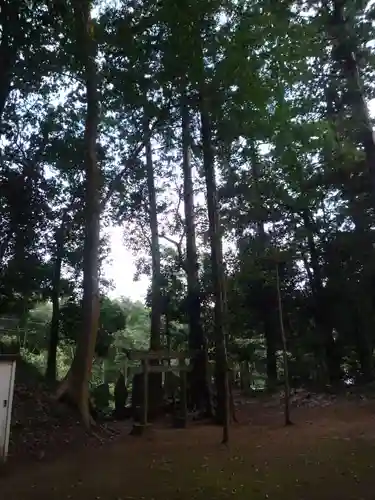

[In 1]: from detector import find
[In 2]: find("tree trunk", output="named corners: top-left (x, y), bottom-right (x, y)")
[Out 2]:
top-left (301, 209), bottom-right (341, 384)
top-left (241, 361), bottom-right (252, 392)
top-left (199, 87), bottom-right (229, 443)
top-left (165, 311), bottom-right (172, 368)
top-left (265, 319), bottom-right (278, 390)
top-left (181, 94), bottom-right (211, 416)
top-left (56, 0), bottom-right (101, 428)
top-left (250, 147), bottom-right (278, 389)
top-left (276, 264), bottom-right (292, 426)
top-left (144, 117), bottom-right (162, 351)
top-left (227, 369), bottom-right (238, 423)
top-left (46, 222), bottom-right (65, 381)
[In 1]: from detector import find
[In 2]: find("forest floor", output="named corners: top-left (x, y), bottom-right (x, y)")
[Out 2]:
top-left (2, 397), bottom-right (375, 500)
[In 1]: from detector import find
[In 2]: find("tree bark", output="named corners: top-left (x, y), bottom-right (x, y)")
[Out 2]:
top-left (199, 85), bottom-right (229, 443)
top-left (56, 0), bottom-right (101, 428)
top-left (46, 222), bottom-right (65, 381)
top-left (181, 94), bottom-right (211, 416)
top-left (144, 117), bottom-right (162, 351)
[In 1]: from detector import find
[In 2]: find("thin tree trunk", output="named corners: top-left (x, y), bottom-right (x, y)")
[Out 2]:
top-left (199, 86), bottom-right (229, 444)
top-left (144, 117), bottom-right (162, 351)
top-left (165, 312), bottom-right (171, 366)
top-left (181, 94), bottom-right (211, 416)
top-left (46, 222), bottom-right (65, 381)
top-left (301, 209), bottom-right (341, 384)
top-left (228, 369), bottom-right (238, 423)
top-left (276, 264), bottom-right (292, 426)
top-left (56, 0), bottom-right (101, 428)
top-left (250, 147), bottom-right (277, 389)
top-left (218, 230), bottom-right (236, 424)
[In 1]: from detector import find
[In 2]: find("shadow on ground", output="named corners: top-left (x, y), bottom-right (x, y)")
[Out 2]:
top-left (2, 401), bottom-right (375, 499)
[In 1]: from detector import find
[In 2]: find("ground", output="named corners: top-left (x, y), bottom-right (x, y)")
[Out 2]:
top-left (2, 397), bottom-right (375, 499)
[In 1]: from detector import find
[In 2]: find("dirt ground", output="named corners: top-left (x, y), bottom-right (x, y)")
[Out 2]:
top-left (2, 399), bottom-right (375, 500)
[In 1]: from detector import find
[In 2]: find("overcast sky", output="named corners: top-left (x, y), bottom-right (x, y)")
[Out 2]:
top-left (102, 225), bottom-right (150, 302)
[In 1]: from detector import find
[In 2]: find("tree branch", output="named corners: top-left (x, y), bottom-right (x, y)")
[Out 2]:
top-left (101, 110), bottom-right (167, 210)
top-left (138, 222), bottom-right (152, 249)
top-left (159, 233), bottom-right (186, 272)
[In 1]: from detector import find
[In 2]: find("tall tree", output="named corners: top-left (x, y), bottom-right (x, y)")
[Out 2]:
top-left (275, 260), bottom-right (292, 426)
top-left (323, 0), bottom-right (375, 380)
top-left (250, 146), bottom-right (278, 389)
top-left (199, 73), bottom-right (229, 441)
top-left (181, 94), bottom-right (211, 414)
top-left (144, 117), bottom-right (162, 351)
top-left (56, 0), bottom-right (101, 426)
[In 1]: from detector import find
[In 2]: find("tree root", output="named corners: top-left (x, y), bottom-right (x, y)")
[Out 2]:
top-left (55, 374), bottom-right (95, 428)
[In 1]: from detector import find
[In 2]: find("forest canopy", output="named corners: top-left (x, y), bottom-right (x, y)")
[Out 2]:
top-left (1, 0), bottom-right (375, 429)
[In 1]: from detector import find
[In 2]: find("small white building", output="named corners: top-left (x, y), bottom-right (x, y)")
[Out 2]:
top-left (0, 355), bottom-right (17, 462)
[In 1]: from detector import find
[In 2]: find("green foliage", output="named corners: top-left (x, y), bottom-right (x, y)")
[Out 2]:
top-left (2, 0), bottom-right (375, 395)
top-left (58, 296), bottom-right (127, 357)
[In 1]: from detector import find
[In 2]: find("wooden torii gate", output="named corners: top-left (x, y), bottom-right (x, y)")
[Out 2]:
top-left (126, 349), bottom-right (192, 435)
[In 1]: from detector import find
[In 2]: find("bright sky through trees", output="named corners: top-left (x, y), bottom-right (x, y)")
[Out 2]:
top-left (103, 91), bottom-right (375, 304)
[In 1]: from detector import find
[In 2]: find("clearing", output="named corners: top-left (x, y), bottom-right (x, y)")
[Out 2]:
top-left (2, 399), bottom-right (375, 500)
